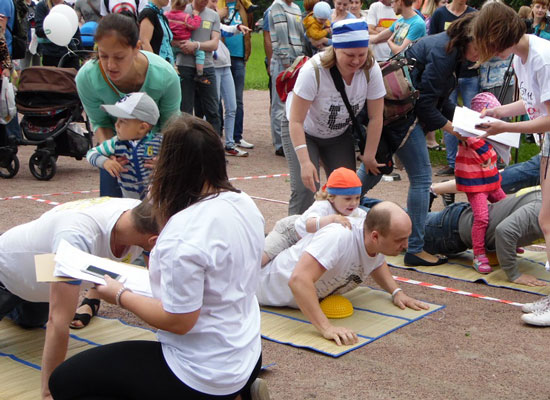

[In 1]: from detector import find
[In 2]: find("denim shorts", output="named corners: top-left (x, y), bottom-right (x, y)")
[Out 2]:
top-left (423, 202), bottom-right (469, 256)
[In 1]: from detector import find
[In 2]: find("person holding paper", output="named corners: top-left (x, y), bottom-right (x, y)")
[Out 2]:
top-left (473, 2), bottom-right (550, 326)
top-left (451, 92), bottom-right (507, 274)
top-left (49, 115), bottom-right (270, 399)
top-left (0, 198), bottom-right (159, 399)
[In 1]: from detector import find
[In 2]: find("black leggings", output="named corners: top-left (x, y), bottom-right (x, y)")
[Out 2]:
top-left (49, 340), bottom-right (262, 400)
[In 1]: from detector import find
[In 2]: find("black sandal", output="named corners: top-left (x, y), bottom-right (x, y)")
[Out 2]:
top-left (70, 298), bottom-right (100, 329)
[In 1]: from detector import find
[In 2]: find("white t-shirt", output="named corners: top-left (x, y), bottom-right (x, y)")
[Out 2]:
top-left (294, 200), bottom-right (367, 238)
top-left (257, 224), bottom-right (386, 308)
top-left (514, 35), bottom-right (550, 122)
top-left (100, 0), bottom-right (147, 16)
top-left (366, 1), bottom-right (397, 61)
top-left (286, 52), bottom-right (386, 139)
top-left (0, 198), bottom-right (143, 302)
top-left (150, 191), bottom-right (264, 396)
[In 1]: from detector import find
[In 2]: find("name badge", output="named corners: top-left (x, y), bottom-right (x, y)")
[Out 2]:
top-left (203, 20), bottom-right (212, 29)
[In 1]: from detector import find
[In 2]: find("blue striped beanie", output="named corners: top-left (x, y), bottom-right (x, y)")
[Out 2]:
top-left (332, 19), bottom-right (370, 49)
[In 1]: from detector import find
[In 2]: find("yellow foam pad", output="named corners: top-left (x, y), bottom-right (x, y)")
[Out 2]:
top-left (319, 295), bottom-right (354, 319)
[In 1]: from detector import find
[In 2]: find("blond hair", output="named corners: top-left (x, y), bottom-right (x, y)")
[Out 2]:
top-left (320, 46), bottom-right (375, 73)
top-left (304, 0), bottom-right (319, 13)
top-left (171, 0), bottom-right (190, 10)
top-left (473, 2), bottom-right (526, 63)
top-left (517, 5), bottom-right (532, 19)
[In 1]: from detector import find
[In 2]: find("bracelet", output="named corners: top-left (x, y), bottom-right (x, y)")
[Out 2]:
top-left (391, 288), bottom-right (402, 299)
top-left (315, 216), bottom-right (321, 231)
top-left (294, 144), bottom-right (307, 152)
top-left (115, 286), bottom-right (132, 308)
top-left (196, 42), bottom-right (201, 50)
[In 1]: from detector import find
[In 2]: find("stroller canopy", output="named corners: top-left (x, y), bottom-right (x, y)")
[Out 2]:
top-left (18, 67), bottom-right (78, 95)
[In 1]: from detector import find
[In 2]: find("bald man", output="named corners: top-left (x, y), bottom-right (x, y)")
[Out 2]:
top-left (257, 201), bottom-right (429, 346)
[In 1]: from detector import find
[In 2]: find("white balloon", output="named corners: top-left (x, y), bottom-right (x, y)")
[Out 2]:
top-left (44, 13), bottom-right (73, 47)
top-left (51, 4), bottom-right (78, 36)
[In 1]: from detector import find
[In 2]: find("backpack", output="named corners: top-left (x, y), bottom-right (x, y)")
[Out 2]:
top-left (378, 56), bottom-right (418, 126)
top-left (275, 56), bottom-right (317, 102)
top-left (6, 0), bottom-right (29, 60)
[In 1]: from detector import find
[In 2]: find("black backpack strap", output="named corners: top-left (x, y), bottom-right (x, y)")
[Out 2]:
top-left (329, 65), bottom-right (366, 151)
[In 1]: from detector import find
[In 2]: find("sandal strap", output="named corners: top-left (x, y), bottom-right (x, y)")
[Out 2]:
top-left (79, 297), bottom-right (101, 316)
top-left (70, 312), bottom-right (92, 328)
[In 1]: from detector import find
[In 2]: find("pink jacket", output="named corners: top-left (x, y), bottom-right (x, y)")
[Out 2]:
top-left (165, 10), bottom-right (202, 41)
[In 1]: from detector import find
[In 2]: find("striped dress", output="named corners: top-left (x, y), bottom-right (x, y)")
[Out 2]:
top-left (86, 132), bottom-right (162, 199)
top-left (455, 137), bottom-right (501, 193)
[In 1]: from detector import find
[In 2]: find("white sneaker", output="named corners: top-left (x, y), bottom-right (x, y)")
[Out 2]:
top-left (521, 305), bottom-right (550, 326)
top-left (521, 295), bottom-right (550, 313)
top-left (250, 378), bottom-right (270, 400)
top-left (236, 139), bottom-right (254, 149)
top-left (225, 147), bottom-right (249, 157)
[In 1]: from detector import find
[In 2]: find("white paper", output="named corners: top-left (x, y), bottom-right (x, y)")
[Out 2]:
top-left (54, 240), bottom-right (152, 297)
top-left (452, 106), bottom-right (521, 148)
top-left (454, 127), bottom-right (512, 165)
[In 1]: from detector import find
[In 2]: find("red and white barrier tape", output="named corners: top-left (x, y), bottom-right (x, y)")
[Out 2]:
top-left (23, 197), bottom-right (61, 206)
top-left (0, 189), bottom-right (99, 202)
top-left (229, 173), bottom-right (289, 181)
top-left (250, 195), bottom-right (289, 205)
top-left (392, 275), bottom-right (524, 307)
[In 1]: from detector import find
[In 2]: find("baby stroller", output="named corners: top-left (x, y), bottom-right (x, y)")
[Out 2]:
top-left (14, 66), bottom-right (93, 180)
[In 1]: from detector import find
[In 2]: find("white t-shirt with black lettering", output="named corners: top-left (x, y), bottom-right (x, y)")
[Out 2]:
top-left (287, 52), bottom-right (386, 139)
top-left (257, 224), bottom-right (385, 308)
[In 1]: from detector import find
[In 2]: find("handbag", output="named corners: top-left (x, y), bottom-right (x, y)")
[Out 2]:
top-left (0, 76), bottom-right (17, 125)
top-left (329, 65), bottom-right (394, 175)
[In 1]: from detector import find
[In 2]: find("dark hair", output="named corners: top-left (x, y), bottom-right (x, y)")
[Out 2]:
top-left (473, 2), bottom-right (526, 62)
top-left (150, 115), bottom-right (239, 226)
top-left (95, 13), bottom-right (140, 48)
top-left (445, 12), bottom-right (478, 57)
top-left (131, 201), bottom-right (159, 235)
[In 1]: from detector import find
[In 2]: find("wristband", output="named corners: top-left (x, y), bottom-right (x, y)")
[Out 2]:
top-left (294, 144), bottom-right (307, 152)
top-left (115, 286), bottom-right (132, 308)
top-left (391, 288), bottom-right (402, 299)
top-left (315, 216), bottom-right (321, 231)
top-left (196, 42), bottom-right (201, 50)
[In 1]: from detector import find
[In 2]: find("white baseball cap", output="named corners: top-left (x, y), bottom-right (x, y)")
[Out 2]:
top-left (101, 92), bottom-right (160, 126)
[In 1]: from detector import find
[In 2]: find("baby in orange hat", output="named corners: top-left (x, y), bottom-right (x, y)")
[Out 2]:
top-left (262, 167), bottom-right (366, 266)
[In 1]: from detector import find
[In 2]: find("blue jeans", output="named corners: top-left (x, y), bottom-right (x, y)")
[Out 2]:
top-left (0, 283), bottom-right (49, 328)
top-left (270, 58), bottom-right (285, 151)
top-left (215, 66), bottom-right (237, 149)
top-left (230, 56), bottom-right (245, 143)
top-left (179, 66), bottom-right (220, 134)
top-left (6, 116), bottom-right (21, 140)
top-left (445, 76), bottom-right (480, 168)
top-left (100, 169), bottom-right (122, 197)
top-left (423, 202), bottom-right (470, 256)
top-left (358, 123), bottom-right (432, 254)
top-left (501, 154), bottom-right (541, 194)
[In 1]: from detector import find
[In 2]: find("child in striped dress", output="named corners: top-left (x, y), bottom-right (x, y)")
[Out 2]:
top-left (86, 92), bottom-right (161, 200)
top-left (454, 92), bottom-right (506, 273)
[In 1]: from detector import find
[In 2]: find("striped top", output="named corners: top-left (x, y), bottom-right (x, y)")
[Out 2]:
top-left (86, 132), bottom-right (162, 199)
top-left (268, 0), bottom-right (305, 67)
top-left (455, 137), bottom-right (501, 193)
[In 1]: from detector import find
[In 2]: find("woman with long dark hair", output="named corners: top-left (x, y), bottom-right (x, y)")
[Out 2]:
top-left (49, 115), bottom-right (268, 399)
top-left (359, 13), bottom-right (480, 267)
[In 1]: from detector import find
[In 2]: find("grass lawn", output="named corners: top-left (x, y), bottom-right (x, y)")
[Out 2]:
top-left (245, 33), bottom-right (269, 90)
top-left (244, 33), bottom-right (538, 166)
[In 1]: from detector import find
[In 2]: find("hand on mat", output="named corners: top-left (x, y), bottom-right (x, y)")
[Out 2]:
top-left (104, 159), bottom-right (128, 178)
top-left (95, 276), bottom-right (124, 305)
top-left (300, 160), bottom-right (319, 193)
top-left (332, 214), bottom-right (351, 229)
top-left (144, 156), bottom-right (157, 169)
top-left (513, 273), bottom-right (548, 287)
top-left (392, 291), bottom-right (430, 311)
top-left (321, 325), bottom-right (358, 346)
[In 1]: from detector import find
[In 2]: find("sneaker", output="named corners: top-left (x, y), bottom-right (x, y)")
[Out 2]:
top-left (225, 147), bottom-right (249, 157)
top-left (441, 192), bottom-right (455, 207)
top-left (250, 378), bottom-right (271, 400)
top-left (522, 295), bottom-right (550, 313)
top-left (435, 166), bottom-right (455, 176)
top-left (521, 305), bottom-right (550, 326)
top-left (473, 254), bottom-right (492, 274)
top-left (275, 147), bottom-right (285, 157)
top-left (236, 139), bottom-right (254, 149)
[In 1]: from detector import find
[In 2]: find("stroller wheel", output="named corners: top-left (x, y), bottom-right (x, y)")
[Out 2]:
top-left (29, 152), bottom-right (57, 181)
top-left (0, 152), bottom-right (19, 179)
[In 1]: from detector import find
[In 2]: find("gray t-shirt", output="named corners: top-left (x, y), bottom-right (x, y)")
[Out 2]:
top-left (75, 0), bottom-right (102, 23)
top-left (175, 5), bottom-right (220, 68)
